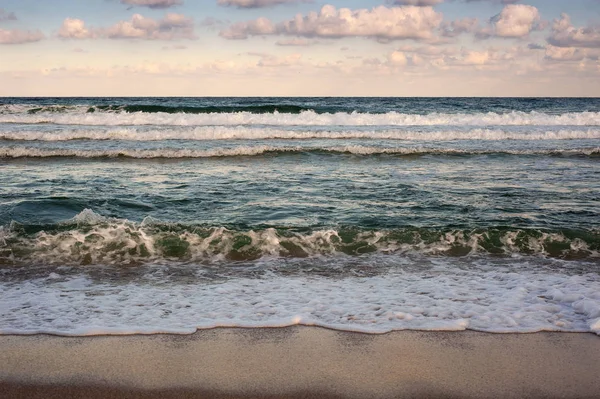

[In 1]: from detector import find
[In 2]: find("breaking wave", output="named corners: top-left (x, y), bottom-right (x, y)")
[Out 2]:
top-left (1, 146), bottom-right (598, 159)
top-left (2, 127), bottom-right (600, 142)
top-left (1, 108), bottom-right (600, 127)
top-left (1, 209), bottom-right (598, 265)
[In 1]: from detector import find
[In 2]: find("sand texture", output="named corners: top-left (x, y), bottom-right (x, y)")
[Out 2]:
top-left (1, 327), bottom-right (599, 398)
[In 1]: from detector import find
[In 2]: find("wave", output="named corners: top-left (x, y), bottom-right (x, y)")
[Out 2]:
top-left (1, 146), bottom-right (598, 159)
top-left (1, 209), bottom-right (598, 265)
top-left (2, 127), bottom-right (600, 142)
top-left (2, 104), bottom-right (316, 115)
top-left (1, 109), bottom-right (600, 127)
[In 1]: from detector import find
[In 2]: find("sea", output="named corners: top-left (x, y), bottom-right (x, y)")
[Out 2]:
top-left (0, 97), bottom-right (599, 336)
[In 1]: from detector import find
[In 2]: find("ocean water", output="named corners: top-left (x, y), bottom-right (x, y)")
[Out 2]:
top-left (0, 97), bottom-right (599, 336)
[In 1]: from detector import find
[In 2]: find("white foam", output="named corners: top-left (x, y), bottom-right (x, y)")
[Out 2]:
top-left (2, 127), bottom-right (600, 141)
top-left (1, 110), bottom-right (600, 127)
top-left (1, 146), bottom-right (598, 159)
top-left (1, 266), bottom-right (599, 336)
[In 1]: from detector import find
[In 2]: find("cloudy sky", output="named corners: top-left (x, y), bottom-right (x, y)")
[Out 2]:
top-left (1, 0), bottom-right (599, 96)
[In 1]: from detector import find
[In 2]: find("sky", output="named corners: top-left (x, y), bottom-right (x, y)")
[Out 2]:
top-left (0, 0), bottom-right (599, 96)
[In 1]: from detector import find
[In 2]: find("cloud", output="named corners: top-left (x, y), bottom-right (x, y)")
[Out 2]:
top-left (58, 18), bottom-right (93, 39)
top-left (106, 13), bottom-right (195, 39)
top-left (0, 9), bottom-right (17, 21)
top-left (440, 17), bottom-right (478, 37)
top-left (463, 0), bottom-right (519, 3)
top-left (389, 0), bottom-right (520, 4)
top-left (218, 0), bottom-right (309, 8)
top-left (548, 13), bottom-right (600, 48)
top-left (199, 17), bottom-right (225, 27)
top-left (387, 50), bottom-right (408, 66)
top-left (387, 0), bottom-right (443, 6)
top-left (0, 28), bottom-right (44, 44)
top-left (492, 4), bottom-right (540, 38)
top-left (527, 43), bottom-right (544, 50)
top-left (220, 5), bottom-right (443, 41)
top-left (120, 0), bottom-right (183, 9)
top-left (544, 45), bottom-right (586, 62)
top-left (58, 13), bottom-right (196, 40)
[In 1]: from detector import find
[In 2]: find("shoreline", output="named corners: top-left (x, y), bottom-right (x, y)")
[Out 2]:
top-left (1, 327), bottom-right (599, 399)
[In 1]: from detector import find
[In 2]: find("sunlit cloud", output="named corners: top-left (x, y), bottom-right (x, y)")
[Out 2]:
top-left (58, 13), bottom-right (196, 40)
top-left (220, 5), bottom-right (443, 41)
top-left (0, 28), bottom-right (44, 44)
top-left (58, 18), bottom-right (92, 39)
top-left (548, 14), bottom-right (600, 48)
top-left (492, 4), bottom-right (541, 38)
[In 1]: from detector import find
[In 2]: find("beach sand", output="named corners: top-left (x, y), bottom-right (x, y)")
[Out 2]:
top-left (1, 327), bottom-right (599, 399)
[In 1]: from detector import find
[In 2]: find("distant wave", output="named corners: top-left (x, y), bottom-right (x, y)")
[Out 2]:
top-left (2, 127), bottom-right (600, 142)
top-left (1, 104), bottom-right (316, 115)
top-left (1, 145), bottom-right (598, 159)
top-left (1, 209), bottom-right (599, 265)
top-left (1, 108), bottom-right (600, 127)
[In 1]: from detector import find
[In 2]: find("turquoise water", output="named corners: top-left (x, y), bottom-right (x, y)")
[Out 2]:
top-left (1, 98), bottom-right (599, 335)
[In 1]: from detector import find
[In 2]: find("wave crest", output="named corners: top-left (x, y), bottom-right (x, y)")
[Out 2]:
top-left (1, 209), bottom-right (598, 265)
top-left (1, 146), bottom-right (598, 159)
top-left (2, 127), bottom-right (600, 142)
top-left (1, 109), bottom-right (600, 127)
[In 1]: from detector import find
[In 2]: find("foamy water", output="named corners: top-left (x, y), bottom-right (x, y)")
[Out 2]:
top-left (2, 127), bottom-right (600, 142)
top-left (1, 260), bottom-right (599, 335)
top-left (1, 109), bottom-right (600, 126)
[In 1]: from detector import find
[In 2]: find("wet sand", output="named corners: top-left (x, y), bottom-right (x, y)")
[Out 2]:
top-left (1, 327), bottom-right (599, 399)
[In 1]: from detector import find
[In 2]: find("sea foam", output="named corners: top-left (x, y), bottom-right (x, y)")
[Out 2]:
top-left (1, 266), bottom-right (599, 336)
top-left (2, 127), bottom-right (600, 141)
top-left (1, 109), bottom-right (600, 126)
top-left (1, 146), bottom-right (599, 159)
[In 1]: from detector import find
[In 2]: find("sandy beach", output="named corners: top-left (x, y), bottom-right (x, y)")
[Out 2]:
top-left (1, 327), bottom-right (599, 398)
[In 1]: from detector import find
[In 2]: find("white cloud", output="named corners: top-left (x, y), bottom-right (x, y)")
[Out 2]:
top-left (58, 18), bottom-right (93, 39)
top-left (548, 13), bottom-right (600, 48)
top-left (120, 0), bottom-right (183, 9)
top-left (220, 17), bottom-right (276, 39)
top-left (220, 5), bottom-right (443, 41)
top-left (217, 0), bottom-right (309, 8)
top-left (545, 45), bottom-right (586, 62)
top-left (387, 50), bottom-right (408, 66)
top-left (0, 28), bottom-right (44, 44)
top-left (492, 4), bottom-right (540, 38)
top-left (106, 13), bottom-right (195, 39)
top-left (58, 14), bottom-right (196, 40)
